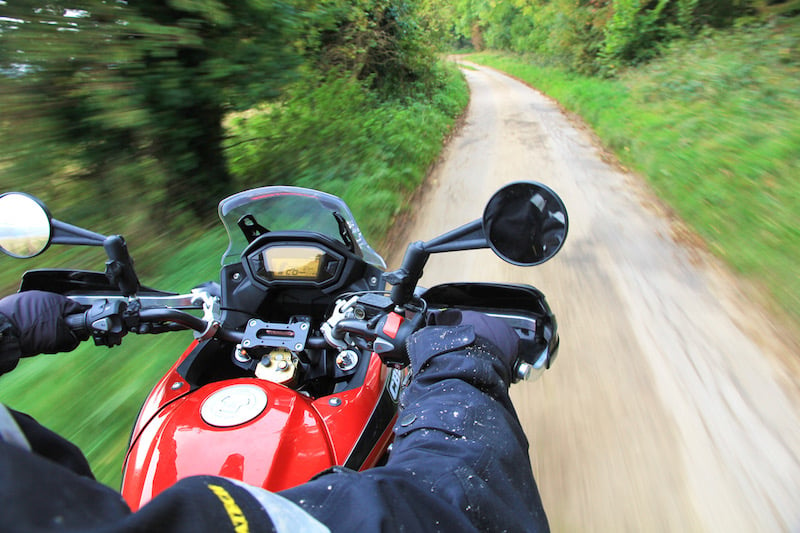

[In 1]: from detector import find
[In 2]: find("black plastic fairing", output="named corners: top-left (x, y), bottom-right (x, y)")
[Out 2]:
top-left (19, 269), bottom-right (175, 297)
top-left (420, 282), bottom-right (551, 316)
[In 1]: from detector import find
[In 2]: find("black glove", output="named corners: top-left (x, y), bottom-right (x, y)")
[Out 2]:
top-left (426, 310), bottom-right (519, 370)
top-left (0, 291), bottom-right (84, 357)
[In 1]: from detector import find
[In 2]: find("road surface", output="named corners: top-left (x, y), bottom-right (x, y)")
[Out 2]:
top-left (387, 61), bottom-right (800, 532)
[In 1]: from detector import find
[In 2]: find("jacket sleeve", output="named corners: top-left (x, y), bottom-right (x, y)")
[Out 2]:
top-left (280, 326), bottom-right (550, 532)
top-left (0, 404), bottom-right (327, 533)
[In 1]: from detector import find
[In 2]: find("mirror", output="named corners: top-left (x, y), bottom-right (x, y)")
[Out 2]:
top-left (482, 181), bottom-right (568, 266)
top-left (0, 193), bottom-right (52, 258)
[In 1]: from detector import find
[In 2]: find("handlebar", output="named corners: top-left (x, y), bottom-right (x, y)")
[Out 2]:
top-left (66, 305), bottom-right (243, 346)
top-left (139, 309), bottom-right (243, 344)
top-left (63, 290), bottom-right (423, 368)
top-left (63, 292), bottom-right (555, 381)
top-left (64, 296), bottom-right (348, 351)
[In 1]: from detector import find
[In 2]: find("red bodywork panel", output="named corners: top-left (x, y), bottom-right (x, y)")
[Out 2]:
top-left (121, 345), bottom-right (399, 511)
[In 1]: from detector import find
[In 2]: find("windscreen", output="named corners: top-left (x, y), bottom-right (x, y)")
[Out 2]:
top-left (218, 186), bottom-right (385, 269)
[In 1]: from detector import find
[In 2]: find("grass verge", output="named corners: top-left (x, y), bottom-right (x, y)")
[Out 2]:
top-left (225, 63), bottom-right (469, 243)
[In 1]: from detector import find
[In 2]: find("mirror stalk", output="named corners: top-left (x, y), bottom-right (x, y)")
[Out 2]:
top-left (388, 219), bottom-right (490, 306)
top-left (423, 219), bottom-right (486, 254)
top-left (51, 219), bottom-right (107, 246)
top-left (50, 220), bottom-right (140, 298)
top-left (104, 235), bottom-right (141, 298)
top-left (389, 241), bottom-right (429, 306)
top-left (389, 220), bottom-right (491, 306)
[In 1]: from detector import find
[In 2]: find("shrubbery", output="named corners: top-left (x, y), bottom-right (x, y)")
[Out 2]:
top-left (0, 1), bottom-right (469, 290)
top-left (446, 0), bottom-right (775, 74)
top-left (225, 62), bottom-right (468, 241)
top-left (0, 0), bottom-right (455, 240)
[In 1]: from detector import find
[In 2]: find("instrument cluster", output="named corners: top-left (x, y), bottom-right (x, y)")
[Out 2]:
top-left (243, 240), bottom-right (347, 290)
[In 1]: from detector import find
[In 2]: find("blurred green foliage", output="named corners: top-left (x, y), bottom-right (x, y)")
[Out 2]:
top-left (443, 0), bottom-right (793, 74)
top-left (0, 0), bottom-right (458, 285)
top-left (0, 0), bottom-right (448, 233)
top-left (0, 0), bottom-right (311, 226)
top-left (0, 0), bottom-right (468, 488)
top-left (225, 63), bottom-right (468, 241)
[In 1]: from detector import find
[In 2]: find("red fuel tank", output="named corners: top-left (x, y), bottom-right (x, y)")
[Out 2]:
top-left (121, 355), bottom-right (400, 511)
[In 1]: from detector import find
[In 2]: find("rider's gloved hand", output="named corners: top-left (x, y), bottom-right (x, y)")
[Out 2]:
top-left (426, 310), bottom-right (519, 368)
top-left (418, 309), bottom-right (520, 380)
top-left (0, 291), bottom-right (84, 357)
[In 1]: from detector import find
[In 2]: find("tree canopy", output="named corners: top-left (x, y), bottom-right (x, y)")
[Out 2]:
top-left (0, 0), bottom-right (439, 229)
top-left (442, 0), bottom-right (776, 74)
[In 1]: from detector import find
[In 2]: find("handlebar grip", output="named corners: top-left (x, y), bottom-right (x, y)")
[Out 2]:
top-left (65, 312), bottom-right (90, 340)
top-left (65, 312), bottom-right (85, 330)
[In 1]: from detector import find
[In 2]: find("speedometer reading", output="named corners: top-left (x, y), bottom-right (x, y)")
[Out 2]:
top-left (247, 241), bottom-right (344, 288)
top-left (263, 246), bottom-right (325, 281)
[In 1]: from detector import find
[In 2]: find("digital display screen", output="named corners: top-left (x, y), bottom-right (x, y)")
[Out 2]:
top-left (263, 246), bottom-right (325, 281)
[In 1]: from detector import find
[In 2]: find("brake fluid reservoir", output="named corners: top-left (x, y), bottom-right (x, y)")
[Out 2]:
top-left (255, 348), bottom-right (299, 386)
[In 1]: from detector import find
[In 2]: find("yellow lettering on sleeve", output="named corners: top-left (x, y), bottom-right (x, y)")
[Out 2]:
top-left (208, 484), bottom-right (250, 533)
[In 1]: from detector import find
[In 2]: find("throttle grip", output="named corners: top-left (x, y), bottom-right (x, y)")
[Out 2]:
top-left (65, 312), bottom-right (85, 330)
top-left (65, 312), bottom-right (90, 340)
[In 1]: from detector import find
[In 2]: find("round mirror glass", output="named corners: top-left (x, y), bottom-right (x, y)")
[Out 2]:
top-left (0, 193), bottom-right (52, 258)
top-left (482, 181), bottom-right (568, 266)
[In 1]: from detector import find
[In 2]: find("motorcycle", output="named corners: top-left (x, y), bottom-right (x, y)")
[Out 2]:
top-left (0, 181), bottom-right (567, 511)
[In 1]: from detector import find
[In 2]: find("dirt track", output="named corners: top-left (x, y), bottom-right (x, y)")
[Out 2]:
top-left (389, 61), bottom-right (800, 531)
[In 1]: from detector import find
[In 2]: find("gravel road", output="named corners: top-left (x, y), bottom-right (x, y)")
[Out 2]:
top-left (388, 61), bottom-right (800, 532)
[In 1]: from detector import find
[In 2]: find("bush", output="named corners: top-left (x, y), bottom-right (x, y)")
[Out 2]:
top-left (225, 61), bottom-right (469, 242)
top-left (448, 0), bottom-right (760, 75)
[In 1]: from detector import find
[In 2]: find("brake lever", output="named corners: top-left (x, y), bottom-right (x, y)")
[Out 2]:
top-left (373, 311), bottom-right (426, 367)
top-left (191, 288), bottom-right (221, 341)
top-left (332, 310), bottom-right (425, 367)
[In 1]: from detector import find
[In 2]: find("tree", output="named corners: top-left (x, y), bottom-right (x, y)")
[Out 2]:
top-left (0, 1), bottom-right (309, 224)
top-left (306, 0), bottom-right (439, 92)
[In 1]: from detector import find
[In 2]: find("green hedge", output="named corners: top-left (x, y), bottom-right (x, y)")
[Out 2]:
top-left (225, 63), bottom-right (468, 241)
